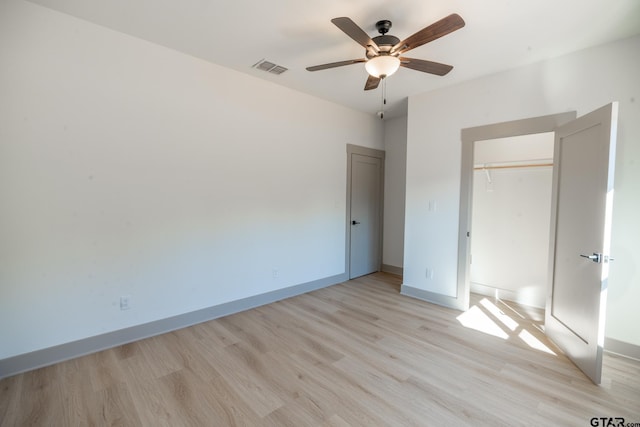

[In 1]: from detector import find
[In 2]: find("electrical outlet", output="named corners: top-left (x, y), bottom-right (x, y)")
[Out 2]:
top-left (120, 295), bottom-right (131, 310)
top-left (426, 268), bottom-right (434, 280)
top-left (272, 269), bottom-right (279, 279)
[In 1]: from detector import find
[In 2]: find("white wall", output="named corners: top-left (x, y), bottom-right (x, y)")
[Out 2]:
top-left (471, 167), bottom-right (553, 308)
top-left (470, 134), bottom-right (554, 308)
top-left (0, 0), bottom-right (383, 360)
top-left (473, 133), bottom-right (555, 165)
top-left (404, 35), bottom-right (640, 346)
top-left (382, 115), bottom-right (407, 270)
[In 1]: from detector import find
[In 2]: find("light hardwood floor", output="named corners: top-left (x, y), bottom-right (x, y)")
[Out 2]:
top-left (1, 273), bottom-right (639, 426)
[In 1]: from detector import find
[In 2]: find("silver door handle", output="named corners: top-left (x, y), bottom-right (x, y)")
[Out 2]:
top-left (580, 253), bottom-right (614, 263)
top-left (580, 253), bottom-right (601, 262)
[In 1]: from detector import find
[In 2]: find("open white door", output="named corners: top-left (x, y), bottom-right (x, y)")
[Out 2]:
top-left (546, 102), bottom-right (618, 384)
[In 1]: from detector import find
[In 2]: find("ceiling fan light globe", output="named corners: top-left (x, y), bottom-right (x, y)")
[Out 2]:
top-left (365, 55), bottom-right (400, 78)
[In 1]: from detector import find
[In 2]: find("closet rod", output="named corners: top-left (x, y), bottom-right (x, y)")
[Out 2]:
top-left (473, 162), bottom-right (553, 171)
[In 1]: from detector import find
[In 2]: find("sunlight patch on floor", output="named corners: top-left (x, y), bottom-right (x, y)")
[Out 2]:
top-left (519, 329), bottom-right (556, 355)
top-left (457, 297), bottom-right (557, 355)
top-left (480, 298), bottom-right (519, 331)
top-left (456, 305), bottom-right (509, 339)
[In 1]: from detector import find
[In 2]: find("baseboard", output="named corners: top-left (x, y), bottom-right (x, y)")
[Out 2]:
top-left (400, 284), bottom-right (464, 311)
top-left (604, 337), bottom-right (640, 361)
top-left (381, 264), bottom-right (403, 276)
top-left (470, 282), bottom-right (545, 309)
top-left (0, 273), bottom-right (347, 380)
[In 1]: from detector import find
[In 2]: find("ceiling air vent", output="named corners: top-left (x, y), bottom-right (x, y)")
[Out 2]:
top-left (252, 59), bottom-right (288, 75)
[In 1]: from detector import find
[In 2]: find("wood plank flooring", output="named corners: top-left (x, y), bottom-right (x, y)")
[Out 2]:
top-left (1, 272), bottom-right (639, 426)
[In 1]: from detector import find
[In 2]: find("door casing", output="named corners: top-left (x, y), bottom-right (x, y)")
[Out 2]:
top-left (455, 112), bottom-right (577, 311)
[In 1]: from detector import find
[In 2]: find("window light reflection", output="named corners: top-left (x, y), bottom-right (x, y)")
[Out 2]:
top-left (456, 305), bottom-right (509, 339)
top-left (457, 297), bottom-right (557, 355)
top-left (518, 329), bottom-right (556, 355)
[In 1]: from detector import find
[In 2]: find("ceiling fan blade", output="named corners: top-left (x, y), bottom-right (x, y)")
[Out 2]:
top-left (306, 59), bottom-right (366, 72)
top-left (364, 75), bottom-right (381, 91)
top-left (391, 13), bottom-right (465, 54)
top-left (331, 17), bottom-right (379, 52)
top-left (399, 57), bottom-right (453, 76)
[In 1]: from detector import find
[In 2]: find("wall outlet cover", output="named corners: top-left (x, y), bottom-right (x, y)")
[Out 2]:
top-left (120, 295), bottom-right (131, 310)
top-left (426, 268), bottom-right (434, 279)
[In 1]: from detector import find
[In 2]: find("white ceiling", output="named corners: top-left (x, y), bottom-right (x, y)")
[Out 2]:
top-left (27, 0), bottom-right (640, 119)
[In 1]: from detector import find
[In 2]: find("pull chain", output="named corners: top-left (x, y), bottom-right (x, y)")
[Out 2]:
top-left (380, 76), bottom-right (387, 120)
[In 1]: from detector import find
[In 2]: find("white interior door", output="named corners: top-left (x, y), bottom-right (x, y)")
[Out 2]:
top-left (546, 102), bottom-right (618, 384)
top-left (350, 153), bottom-right (382, 279)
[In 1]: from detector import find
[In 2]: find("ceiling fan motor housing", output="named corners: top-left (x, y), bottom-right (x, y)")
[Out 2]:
top-left (369, 20), bottom-right (400, 57)
top-left (368, 35), bottom-right (400, 58)
top-left (372, 35), bottom-right (400, 48)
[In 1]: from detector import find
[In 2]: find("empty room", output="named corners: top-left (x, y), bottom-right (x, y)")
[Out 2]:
top-left (1, 0), bottom-right (639, 425)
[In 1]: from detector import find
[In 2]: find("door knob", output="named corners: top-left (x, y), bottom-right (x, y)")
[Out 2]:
top-left (352, 220), bottom-right (360, 225)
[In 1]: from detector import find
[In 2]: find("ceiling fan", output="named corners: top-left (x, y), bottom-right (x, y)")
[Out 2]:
top-left (307, 14), bottom-right (465, 91)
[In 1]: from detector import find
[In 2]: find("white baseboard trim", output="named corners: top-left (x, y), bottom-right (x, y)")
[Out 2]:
top-left (604, 337), bottom-right (640, 361)
top-left (470, 282), bottom-right (545, 309)
top-left (400, 284), bottom-right (463, 311)
top-left (381, 264), bottom-right (403, 276)
top-left (6, 274), bottom-right (635, 379)
top-left (0, 273), bottom-right (347, 380)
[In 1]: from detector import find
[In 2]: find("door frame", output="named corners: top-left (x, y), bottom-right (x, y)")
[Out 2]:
top-left (455, 112), bottom-right (577, 311)
top-left (345, 144), bottom-right (385, 279)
